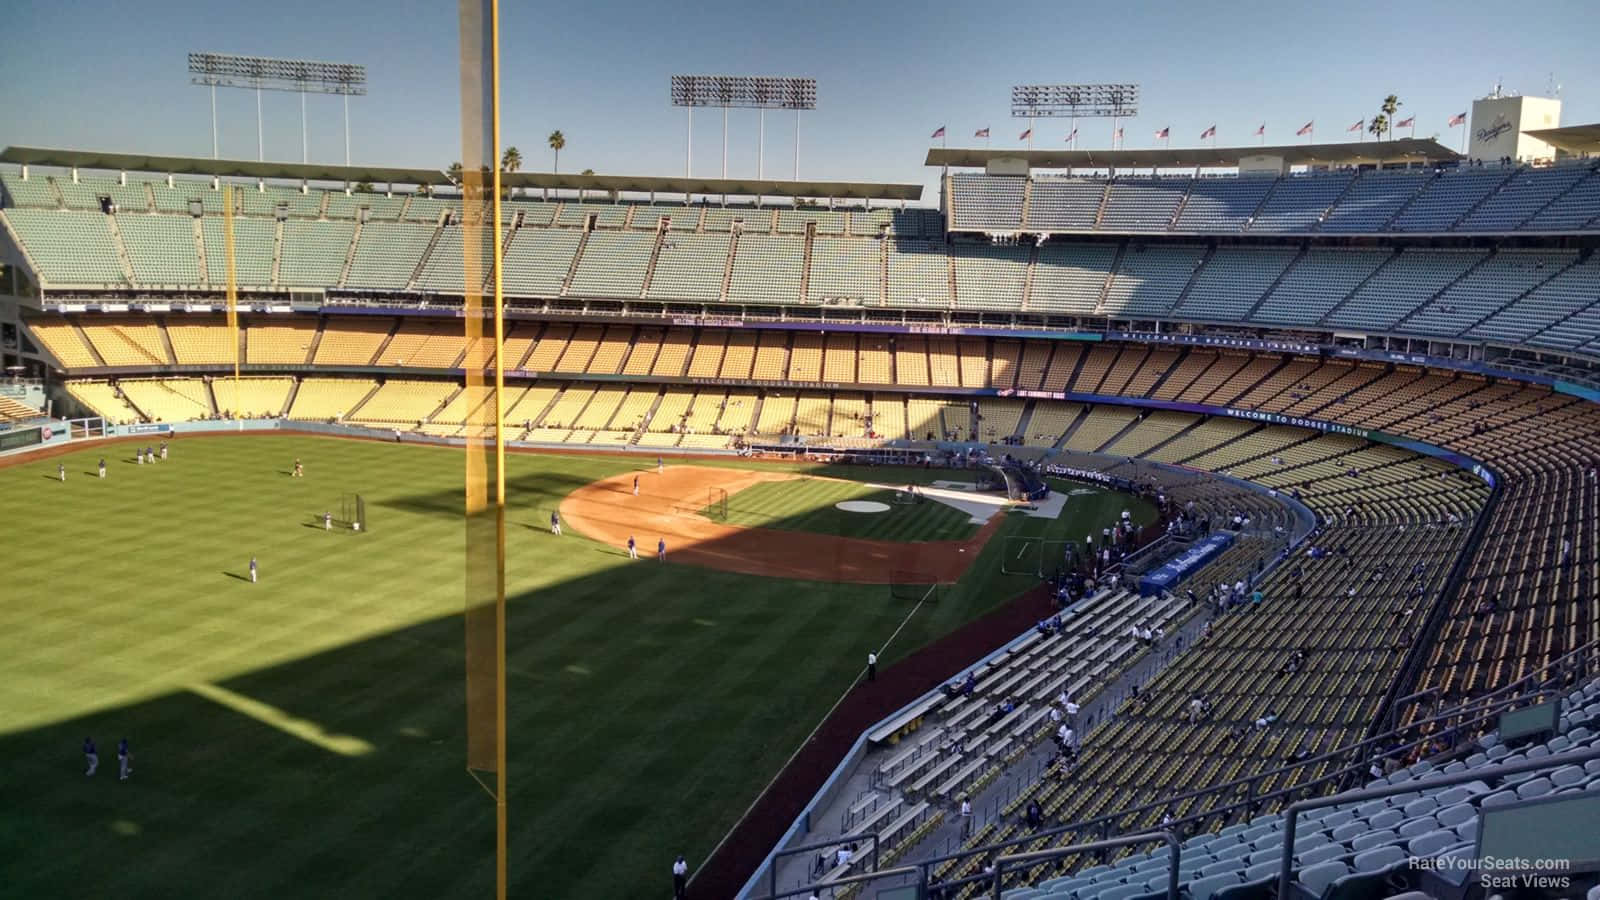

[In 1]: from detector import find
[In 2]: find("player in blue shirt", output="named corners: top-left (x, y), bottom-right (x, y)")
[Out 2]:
top-left (83, 737), bottom-right (98, 776)
top-left (657, 538), bottom-right (666, 562)
top-left (249, 556), bottom-right (258, 583)
top-left (627, 536), bottom-right (638, 560)
top-left (117, 737), bottom-right (132, 781)
top-left (550, 511), bottom-right (561, 535)
top-left (657, 456), bottom-right (664, 475)
top-left (159, 440), bottom-right (168, 460)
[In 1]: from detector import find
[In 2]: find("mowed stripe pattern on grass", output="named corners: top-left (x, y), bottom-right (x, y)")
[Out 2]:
top-left (0, 436), bottom-right (1037, 900)
top-left (717, 478), bottom-right (979, 542)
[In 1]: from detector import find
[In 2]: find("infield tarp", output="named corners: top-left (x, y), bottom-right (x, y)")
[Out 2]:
top-left (1139, 531), bottom-right (1235, 596)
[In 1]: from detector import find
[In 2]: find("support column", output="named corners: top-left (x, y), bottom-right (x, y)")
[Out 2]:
top-left (256, 87), bottom-right (264, 162)
top-left (211, 83), bottom-right (219, 159)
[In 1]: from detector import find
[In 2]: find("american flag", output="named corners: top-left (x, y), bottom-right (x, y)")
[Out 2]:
top-left (930, 126), bottom-right (945, 139)
top-left (1396, 116), bottom-right (1415, 128)
top-left (1065, 128), bottom-right (1078, 143)
top-left (1255, 123), bottom-right (1266, 137)
top-left (974, 127), bottom-right (990, 138)
top-left (1155, 127), bottom-right (1170, 139)
top-left (1449, 112), bottom-right (1467, 126)
top-left (1348, 119), bottom-right (1364, 132)
top-left (1297, 121), bottom-right (1314, 136)
top-left (1019, 128), bottom-right (1032, 140)
top-left (1115, 127), bottom-right (1124, 141)
top-left (1200, 125), bottom-right (1216, 139)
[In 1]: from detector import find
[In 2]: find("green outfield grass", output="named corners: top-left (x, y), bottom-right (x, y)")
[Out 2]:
top-left (712, 477), bottom-right (979, 541)
top-left (0, 436), bottom-right (1153, 898)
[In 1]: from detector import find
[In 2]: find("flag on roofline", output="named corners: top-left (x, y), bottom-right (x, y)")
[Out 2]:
top-left (1348, 119), bottom-right (1364, 132)
top-left (1449, 112), bottom-right (1467, 126)
top-left (975, 127), bottom-right (990, 138)
top-left (1115, 127), bottom-right (1124, 140)
top-left (1396, 116), bottom-right (1415, 128)
top-left (1255, 123), bottom-right (1265, 137)
top-left (1201, 125), bottom-right (1216, 139)
top-left (1297, 121), bottom-right (1314, 136)
top-left (1155, 127), bottom-right (1170, 139)
top-left (1019, 128), bottom-right (1032, 140)
top-left (931, 126), bottom-right (945, 139)
top-left (1065, 128), bottom-right (1078, 142)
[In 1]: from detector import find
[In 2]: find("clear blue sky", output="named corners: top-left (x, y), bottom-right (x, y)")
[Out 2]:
top-left (2, 0), bottom-right (1596, 199)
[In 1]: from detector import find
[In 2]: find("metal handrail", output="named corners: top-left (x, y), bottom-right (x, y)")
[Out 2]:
top-left (992, 831), bottom-right (1180, 900)
top-left (766, 831), bottom-right (881, 899)
top-left (771, 864), bottom-right (923, 900)
top-left (1274, 746), bottom-right (1600, 900)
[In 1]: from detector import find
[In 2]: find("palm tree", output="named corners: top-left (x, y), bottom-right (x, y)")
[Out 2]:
top-left (1381, 95), bottom-right (1402, 140)
top-left (580, 168), bottom-right (594, 176)
top-left (446, 162), bottom-right (463, 185)
top-left (353, 181), bottom-right (374, 194)
top-left (547, 131), bottom-right (565, 174)
top-left (1368, 115), bottom-right (1387, 142)
top-left (501, 147), bottom-right (522, 199)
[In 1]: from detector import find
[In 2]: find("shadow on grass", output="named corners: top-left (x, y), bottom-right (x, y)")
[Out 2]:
top-left (221, 571), bottom-right (252, 582)
top-left (380, 471), bottom-right (595, 519)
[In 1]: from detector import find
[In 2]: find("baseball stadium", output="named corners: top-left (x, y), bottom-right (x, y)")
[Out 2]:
top-left (4, 8), bottom-right (1600, 900)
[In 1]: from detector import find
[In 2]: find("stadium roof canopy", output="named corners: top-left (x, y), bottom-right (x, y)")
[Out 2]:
top-left (1522, 123), bottom-right (1600, 155)
top-left (0, 146), bottom-right (923, 201)
top-left (924, 138), bottom-right (1461, 170)
top-left (499, 172), bottom-right (922, 201)
top-left (0, 146), bottom-right (443, 186)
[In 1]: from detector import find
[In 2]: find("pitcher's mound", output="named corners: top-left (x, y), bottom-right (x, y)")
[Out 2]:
top-left (835, 500), bottom-right (891, 514)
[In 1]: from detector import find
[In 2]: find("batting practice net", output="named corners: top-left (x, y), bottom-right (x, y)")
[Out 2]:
top-left (1001, 537), bottom-right (1077, 577)
top-left (706, 486), bottom-right (729, 521)
top-left (340, 493), bottom-right (367, 532)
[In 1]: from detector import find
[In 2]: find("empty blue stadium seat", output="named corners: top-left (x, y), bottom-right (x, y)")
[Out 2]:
top-left (1405, 829), bottom-right (1456, 859)
top-left (1188, 871), bottom-right (1242, 900)
top-left (1297, 860), bottom-right (1352, 898)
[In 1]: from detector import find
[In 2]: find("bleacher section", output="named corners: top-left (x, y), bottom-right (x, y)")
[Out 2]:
top-left (7, 165), bottom-right (1600, 367)
top-left (939, 163), bottom-right (1600, 237)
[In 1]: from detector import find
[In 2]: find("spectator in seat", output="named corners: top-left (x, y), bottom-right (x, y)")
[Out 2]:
top-left (1026, 799), bottom-right (1044, 830)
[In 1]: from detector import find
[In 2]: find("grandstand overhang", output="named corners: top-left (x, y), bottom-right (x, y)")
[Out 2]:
top-left (0, 146), bottom-right (442, 186)
top-left (499, 172), bottom-right (921, 202)
top-left (1521, 123), bottom-right (1600, 156)
top-left (0, 147), bottom-right (922, 202)
top-left (924, 138), bottom-right (1461, 171)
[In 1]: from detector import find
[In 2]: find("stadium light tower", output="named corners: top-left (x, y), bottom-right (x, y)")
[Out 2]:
top-left (1011, 83), bottom-right (1139, 149)
top-left (671, 75), bottom-right (817, 181)
top-left (188, 52), bottom-right (368, 164)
